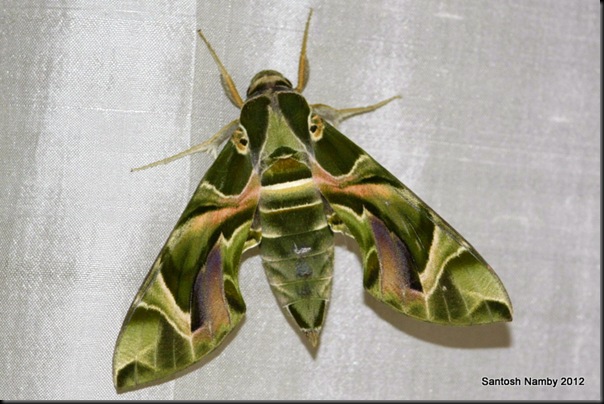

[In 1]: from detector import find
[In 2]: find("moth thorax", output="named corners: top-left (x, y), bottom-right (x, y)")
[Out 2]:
top-left (246, 70), bottom-right (293, 98)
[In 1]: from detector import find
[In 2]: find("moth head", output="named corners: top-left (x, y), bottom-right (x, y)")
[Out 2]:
top-left (246, 70), bottom-right (293, 98)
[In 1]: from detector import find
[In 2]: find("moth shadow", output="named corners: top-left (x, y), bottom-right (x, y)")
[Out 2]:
top-left (364, 293), bottom-right (512, 348)
top-left (335, 234), bottom-right (512, 349)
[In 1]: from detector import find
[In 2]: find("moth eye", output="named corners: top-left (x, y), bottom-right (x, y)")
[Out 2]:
top-left (308, 115), bottom-right (324, 141)
top-left (232, 128), bottom-right (249, 154)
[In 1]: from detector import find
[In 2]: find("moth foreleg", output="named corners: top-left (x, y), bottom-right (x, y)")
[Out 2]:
top-left (311, 95), bottom-right (401, 127)
top-left (131, 119), bottom-right (239, 172)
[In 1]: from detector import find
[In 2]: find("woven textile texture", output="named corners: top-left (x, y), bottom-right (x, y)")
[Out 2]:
top-left (0, 0), bottom-right (599, 399)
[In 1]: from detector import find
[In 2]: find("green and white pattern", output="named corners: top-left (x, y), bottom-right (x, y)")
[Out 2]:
top-left (113, 10), bottom-right (512, 391)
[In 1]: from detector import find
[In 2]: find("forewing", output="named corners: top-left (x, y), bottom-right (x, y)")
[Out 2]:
top-left (311, 122), bottom-right (512, 325)
top-left (113, 141), bottom-right (260, 391)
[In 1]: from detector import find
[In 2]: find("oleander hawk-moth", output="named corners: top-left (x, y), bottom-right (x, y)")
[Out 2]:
top-left (113, 10), bottom-right (512, 391)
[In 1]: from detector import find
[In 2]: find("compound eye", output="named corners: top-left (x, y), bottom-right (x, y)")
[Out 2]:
top-left (308, 114), bottom-right (324, 141)
top-left (232, 127), bottom-right (250, 154)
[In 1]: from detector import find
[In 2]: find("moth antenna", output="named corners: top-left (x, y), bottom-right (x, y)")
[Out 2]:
top-left (197, 29), bottom-right (245, 108)
top-left (295, 9), bottom-right (313, 93)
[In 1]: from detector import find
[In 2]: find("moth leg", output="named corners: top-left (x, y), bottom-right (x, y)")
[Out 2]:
top-left (326, 212), bottom-right (353, 238)
top-left (197, 29), bottom-right (245, 109)
top-left (311, 95), bottom-right (401, 127)
top-left (320, 196), bottom-right (353, 237)
top-left (131, 119), bottom-right (239, 172)
top-left (295, 9), bottom-right (313, 93)
top-left (244, 211), bottom-right (262, 251)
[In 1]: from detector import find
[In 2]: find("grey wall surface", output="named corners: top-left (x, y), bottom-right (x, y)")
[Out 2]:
top-left (0, 0), bottom-right (599, 399)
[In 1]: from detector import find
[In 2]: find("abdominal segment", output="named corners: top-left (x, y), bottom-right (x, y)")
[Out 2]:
top-left (259, 158), bottom-right (334, 345)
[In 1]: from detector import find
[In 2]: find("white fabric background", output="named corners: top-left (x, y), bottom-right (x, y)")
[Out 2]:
top-left (0, 0), bottom-right (599, 400)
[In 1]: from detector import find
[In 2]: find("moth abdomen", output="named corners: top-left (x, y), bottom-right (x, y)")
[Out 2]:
top-left (258, 158), bottom-right (334, 345)
top-left (261, 246), bottom-right (334, 346)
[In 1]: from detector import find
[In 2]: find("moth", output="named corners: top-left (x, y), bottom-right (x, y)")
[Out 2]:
top-left (113, 10), bottom-right (512, 391)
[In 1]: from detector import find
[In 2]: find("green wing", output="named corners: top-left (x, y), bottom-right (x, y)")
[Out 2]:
top-left (311, 122), bottom-right (512, 325)
top-left (113, 141), bottom-right (260, 391)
